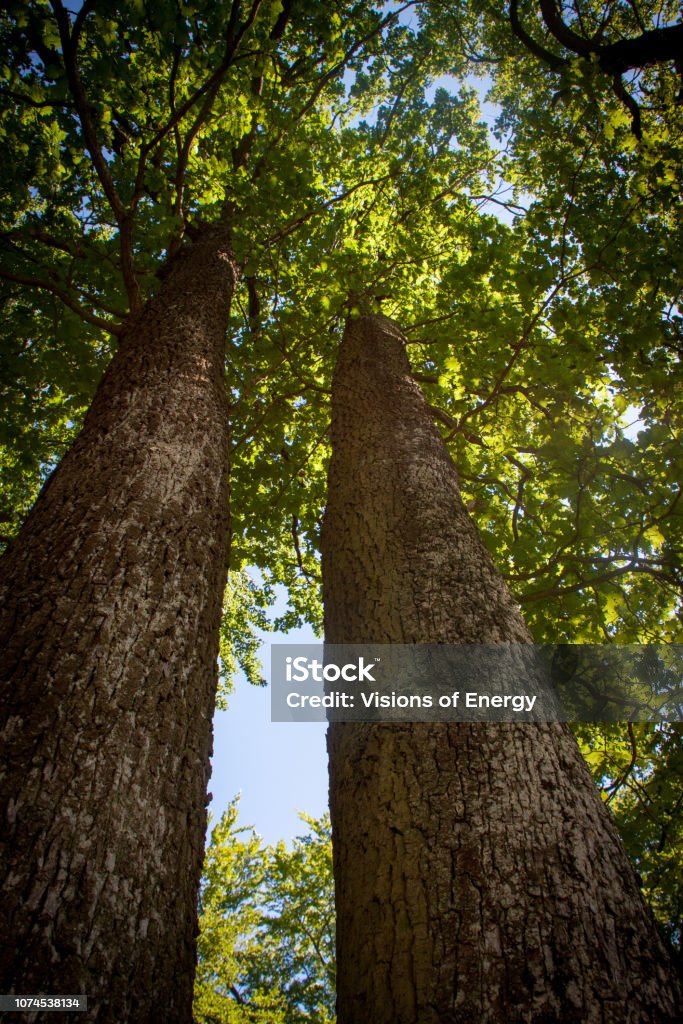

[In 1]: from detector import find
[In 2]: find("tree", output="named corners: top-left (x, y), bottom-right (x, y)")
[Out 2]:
top-left (194, 802), bottom-right (334, 1024)
top-left (0, 1), bottom-right (410, 1016)
top-left (322, 314), bottom-right (681, 1021)
top-left (0, 216), bottom-right (237, 1022)
top-left (1, 0), bottom-right (681, 1019)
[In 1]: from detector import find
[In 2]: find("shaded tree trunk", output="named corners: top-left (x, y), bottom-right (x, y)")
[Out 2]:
top-left (322, 314), bottom-right (681, 1023)
top-left (0, 228), bottom-right (237, 1022)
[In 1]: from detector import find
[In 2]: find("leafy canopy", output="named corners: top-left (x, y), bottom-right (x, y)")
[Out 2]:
top-left (194, 802), bottom-right (335, 1024)
top-left (2, 0), bottom-right (681, 647)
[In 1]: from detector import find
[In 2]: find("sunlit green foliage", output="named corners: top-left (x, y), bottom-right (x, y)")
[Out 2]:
top-left (195, 744), bottom-right (681, 1021)
top-left (218, 570), bottom-right (272, 697)
top-left (425, 0), bottom-right (683, 643)
top-left (194, 802), bottom-right (334, 1023)
top-left (576, 722), bottom-right (682, 951)
top-left (4, 1), bottom-right (680, 644)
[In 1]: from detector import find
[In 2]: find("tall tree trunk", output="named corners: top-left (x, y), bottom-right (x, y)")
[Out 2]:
top-left (0, 228), bottom-right (237, 1023)
top-left (322, 314), bottom-right (681, 1024)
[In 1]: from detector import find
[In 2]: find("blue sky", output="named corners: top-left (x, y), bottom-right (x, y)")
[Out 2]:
top-left (208, 620), bottom-right (328, 846)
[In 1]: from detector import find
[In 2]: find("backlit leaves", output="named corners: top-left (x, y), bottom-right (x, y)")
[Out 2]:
top-left (194, 802), bottom-right (335, 1023)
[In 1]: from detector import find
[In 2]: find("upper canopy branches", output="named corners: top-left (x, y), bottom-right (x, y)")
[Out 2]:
top-left (0, 0), bottom-right (419, 324)
top-left (1, 0), bottom-right (681, 644)
top-left (509, 0), bottom-right (683, 136)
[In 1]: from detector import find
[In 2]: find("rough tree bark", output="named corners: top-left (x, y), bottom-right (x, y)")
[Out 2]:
top-left (322, 314), bottom-right (681, 1024)
top-left (0, 227), bottom-right (237, 1023)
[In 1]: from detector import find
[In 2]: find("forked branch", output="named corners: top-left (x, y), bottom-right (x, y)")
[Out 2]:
top-left (509, 0), bottom-right (683, 138)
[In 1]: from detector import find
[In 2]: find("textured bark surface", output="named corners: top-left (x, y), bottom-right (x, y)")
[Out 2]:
top-left (0, 228), bottom-right (237, 1023)
top-left (322, 315), bottom-right (681, 1024)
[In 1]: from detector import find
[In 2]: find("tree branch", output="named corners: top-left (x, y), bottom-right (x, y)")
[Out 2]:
top-left (0, 87), bottom-right (74, 110)
top-left (48, 0), bottom-right (142, 311)
top-left (518, 561), bottom-right (674, 603)
top-left (0, 266), bottom-right (123, 335)
top-left (605, 722), bottom-right (639, 803)
top-left (511, 1), bottom-right (682, 136)
top-left (49, 0), bottom-right (124, 222)
top-left (509, 0), bottom-right (566, 70)
top-left (291, 514), bottom-right (316, 581)
top-left (537, 0), bottom-right (683, 74)
top-left (2, 228), bottom-right (84, 258)
top-left (539, 0), bottom-right (595, 57)
top-left (598, 23), bottom-right (683, 76)
top-left (612, 72), bottom-right (643, 138)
